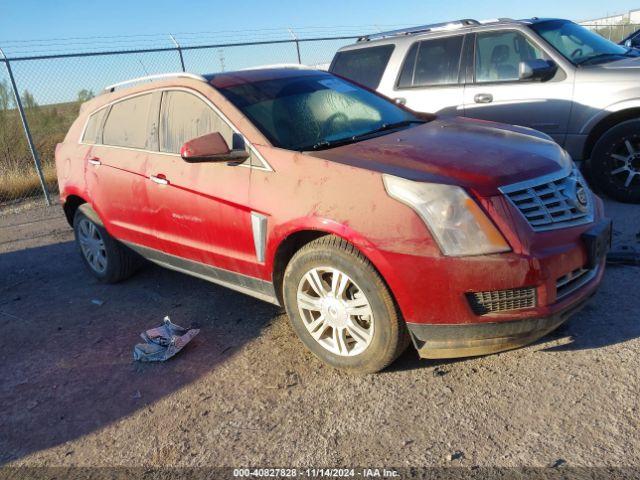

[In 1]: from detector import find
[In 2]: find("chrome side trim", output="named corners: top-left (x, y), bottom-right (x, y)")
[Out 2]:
top-left (123, 241), bottom-right (279, 306)
top-left (251, 212), bottom-right (268, 263)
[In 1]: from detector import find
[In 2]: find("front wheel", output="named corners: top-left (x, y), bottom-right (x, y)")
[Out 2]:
top-left (590, 119), bottom-right (640, 203)
top-left (282, 236), bottom-right (409, 374)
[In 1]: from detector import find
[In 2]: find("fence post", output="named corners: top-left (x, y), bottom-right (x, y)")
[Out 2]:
top-left (0, 48), bottom-right (51, 206)
top-left (169, 34), bottom-right (186, 72)
top-left (288, 28), bottom-right (302, 64)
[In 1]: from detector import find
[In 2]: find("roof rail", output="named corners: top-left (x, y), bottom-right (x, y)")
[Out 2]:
top-left (103, 72), bottom-right (207, 93)
top-left (238, 63), bottom-right (314, 71)
top-left (358, 19), bottom-right (480, 42)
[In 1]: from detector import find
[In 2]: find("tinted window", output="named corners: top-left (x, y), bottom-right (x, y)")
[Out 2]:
top-left (159, 90), bottom-right (233, 154)
top-left (103, 94), bottom-right (156, 149)
top-left (475, 31), bottom-right (546, 82)
top-left (397, 36), bottom-right (463, 88)
top-left (330, 45), bottom-right (394, 89)
top-left (82, 108), bottom-right (107, 144)
top-left (217, 73), bottom-right (419, 151)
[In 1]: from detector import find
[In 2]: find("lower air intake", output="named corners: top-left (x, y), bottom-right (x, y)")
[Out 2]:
top-left (466, 287), bottom-right (537, 315)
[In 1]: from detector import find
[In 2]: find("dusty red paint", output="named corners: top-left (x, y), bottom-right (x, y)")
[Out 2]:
top-left (56, 71), bottom-right (606, 328)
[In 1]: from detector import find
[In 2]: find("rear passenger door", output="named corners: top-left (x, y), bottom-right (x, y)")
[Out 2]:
top-left (84, 92), bottom-right (161, 248)
top-left (145, 89), bottom-right (256, 273)
top-left (390, 35), bottom-right (466, 115)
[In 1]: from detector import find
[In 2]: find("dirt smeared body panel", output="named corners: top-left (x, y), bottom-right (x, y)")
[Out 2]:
top-left (55, 69), bottom-right (607, 361)
top-left (309, 117), bottom-right (572, 197)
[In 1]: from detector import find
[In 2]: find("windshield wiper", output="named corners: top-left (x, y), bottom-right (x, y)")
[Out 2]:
top-left (350, 120), bottom-right (425, 141)
top-left (306, 120), bottom-right (424, 151)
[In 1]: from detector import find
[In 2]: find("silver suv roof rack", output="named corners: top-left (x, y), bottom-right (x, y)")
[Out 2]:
top-left (103, 72), bottom-right (207, 93)
top-left (358, 19), bottom-right (480, 42)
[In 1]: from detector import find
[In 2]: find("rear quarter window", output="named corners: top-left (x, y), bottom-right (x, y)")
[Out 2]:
top-left (82, 108), bottom-right (107, 144)
top-left (329, 45), bottom-right (394, 89)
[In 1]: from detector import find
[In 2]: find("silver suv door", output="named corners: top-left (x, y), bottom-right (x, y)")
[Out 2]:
top-left (384, 34), bottom-right (466, 115)
top-left (462, 28), bottom-right (574, 145)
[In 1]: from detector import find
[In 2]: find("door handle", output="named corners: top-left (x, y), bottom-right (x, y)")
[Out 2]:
top-left (88, 157), bottom-right (101, 166)
top-left (474, 93), bottom-right (493, 104)
top-left (150, 174), bottom-right (169, 185)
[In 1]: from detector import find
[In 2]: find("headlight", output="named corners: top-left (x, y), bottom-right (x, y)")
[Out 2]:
top-left (383, 174), bottom-right (510, 256)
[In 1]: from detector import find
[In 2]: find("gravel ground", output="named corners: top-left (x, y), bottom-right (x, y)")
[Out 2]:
top-left (0, 197), bottom-right (639, 471)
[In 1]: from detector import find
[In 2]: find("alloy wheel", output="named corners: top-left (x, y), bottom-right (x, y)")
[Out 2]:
top-left (609, 136), bottom-right (640, 189)
top-left (296, 266), bottom-right (374, 356)
top-left (78, 218), bottom-right (108, 274)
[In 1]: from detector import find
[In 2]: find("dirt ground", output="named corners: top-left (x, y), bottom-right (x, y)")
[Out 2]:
top-left (0, 197), bottom-right (639, 471)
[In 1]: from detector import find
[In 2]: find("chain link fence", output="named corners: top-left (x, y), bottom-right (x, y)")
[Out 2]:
top-left (0, 34), bottom-right (359, 214)
top-left (581, 22), bottom-right (640, 43)
top-left (1, 23), bottom-right (638, 214)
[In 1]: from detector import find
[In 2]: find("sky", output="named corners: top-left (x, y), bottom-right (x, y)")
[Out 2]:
top-left (1, 0), bottom-right (638, 44)
top-left (0, 0), bottom-right (638, 105)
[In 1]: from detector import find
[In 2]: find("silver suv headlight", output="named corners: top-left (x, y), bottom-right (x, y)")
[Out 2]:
top-left (383, 174), bottom-right (511, 256)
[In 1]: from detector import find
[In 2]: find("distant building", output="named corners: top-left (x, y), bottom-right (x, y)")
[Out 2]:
top-left (580, 8), bottom-right (640, 26)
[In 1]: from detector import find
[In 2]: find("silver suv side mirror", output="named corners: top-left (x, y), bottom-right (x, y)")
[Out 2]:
top-left (518, 59), bottom-right (557, 82)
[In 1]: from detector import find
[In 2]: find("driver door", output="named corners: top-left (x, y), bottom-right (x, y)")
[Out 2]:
top-left (145, 89), bottom-right (256, 274)
top-left (462, 29), bottom-right (574, 145)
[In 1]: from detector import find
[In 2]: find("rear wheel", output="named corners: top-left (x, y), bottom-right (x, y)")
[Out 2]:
top-left (591, 119), bottom-right (640, 203)
top-left (282, 235), bottom-right (409, 374)
top-left (73, 209), bottom-right (141, 283)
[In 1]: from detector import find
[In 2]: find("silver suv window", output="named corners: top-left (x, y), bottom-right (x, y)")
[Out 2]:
top-left (82, 108), bottom-right (107, 144)
top-left (330, 45), bottom-right (394, 89)
top-left (475, 31), bottom-right (546, 83)
top-left (397, 35), bottom-right (464, 88)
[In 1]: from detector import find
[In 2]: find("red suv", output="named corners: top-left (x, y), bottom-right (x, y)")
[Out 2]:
top-left (56, 68), bottom-right (610, 373)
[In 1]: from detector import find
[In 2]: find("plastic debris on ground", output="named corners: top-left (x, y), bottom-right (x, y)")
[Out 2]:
top-left (133, 316), bottom-right (200, 362)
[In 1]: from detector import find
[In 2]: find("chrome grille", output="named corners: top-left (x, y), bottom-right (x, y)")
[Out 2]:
top-left (556, 266), bottom-right (598, 300)
top-left (466, 287), bottom-right (537, 315)
top-left (500, 169), bottom-right (594, 232)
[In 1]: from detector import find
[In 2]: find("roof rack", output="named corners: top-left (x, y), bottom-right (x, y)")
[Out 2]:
top-left (103, 72), bottom-right (207, 93)
top-left (358, 19), bottom-right (481, 42)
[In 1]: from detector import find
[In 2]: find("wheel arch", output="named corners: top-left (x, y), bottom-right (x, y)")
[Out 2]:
top-left (270, 226), bottom-right (404, 319)
top-left (583, 108), bottom-right (640, 161)
top-left (62, 194), bottom-right (88, 226)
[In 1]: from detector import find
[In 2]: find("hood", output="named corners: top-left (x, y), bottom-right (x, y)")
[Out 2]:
top-left (308, 116), bottom-right (571, 197)
top-left (595, 55), bottom-right (640, 70)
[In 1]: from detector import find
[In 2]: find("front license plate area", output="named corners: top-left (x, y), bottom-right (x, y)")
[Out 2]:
top-left (581, 220), bottom-right (612, 270)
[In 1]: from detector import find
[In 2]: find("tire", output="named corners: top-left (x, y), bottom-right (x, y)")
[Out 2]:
top-left (73, 208), bottom-right (141, 283)
top-left (590, 119), bottom-right (640, 203)
top-left (282, 235), bottom-right (410, 374)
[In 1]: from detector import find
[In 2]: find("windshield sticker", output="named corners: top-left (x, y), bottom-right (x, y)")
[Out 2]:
top-left (319, 78), bottom-right (358, 93)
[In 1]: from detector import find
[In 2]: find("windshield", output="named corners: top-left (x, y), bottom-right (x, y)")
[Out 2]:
top-left (216, 73), bottom-right (420, 151)
top-left (531, 20), bottom-right (631, 65)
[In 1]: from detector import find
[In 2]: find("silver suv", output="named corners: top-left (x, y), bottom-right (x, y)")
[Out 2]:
top-left (330, 18), bottom-right (640, 203)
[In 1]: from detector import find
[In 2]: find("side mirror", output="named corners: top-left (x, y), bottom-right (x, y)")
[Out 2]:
top-left (518, 59), bottom-right (557, 82)
top-left (180, 132), bottom-right (250, 163)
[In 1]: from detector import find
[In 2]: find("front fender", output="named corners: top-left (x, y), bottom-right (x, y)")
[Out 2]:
top-left (580, 98), bottom-right (640, 134)
top-left (266, 216), bottom-right (409, 307)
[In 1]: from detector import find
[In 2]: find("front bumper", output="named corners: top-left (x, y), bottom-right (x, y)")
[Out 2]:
top-left (406, 276), bottom-right (598, 359)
